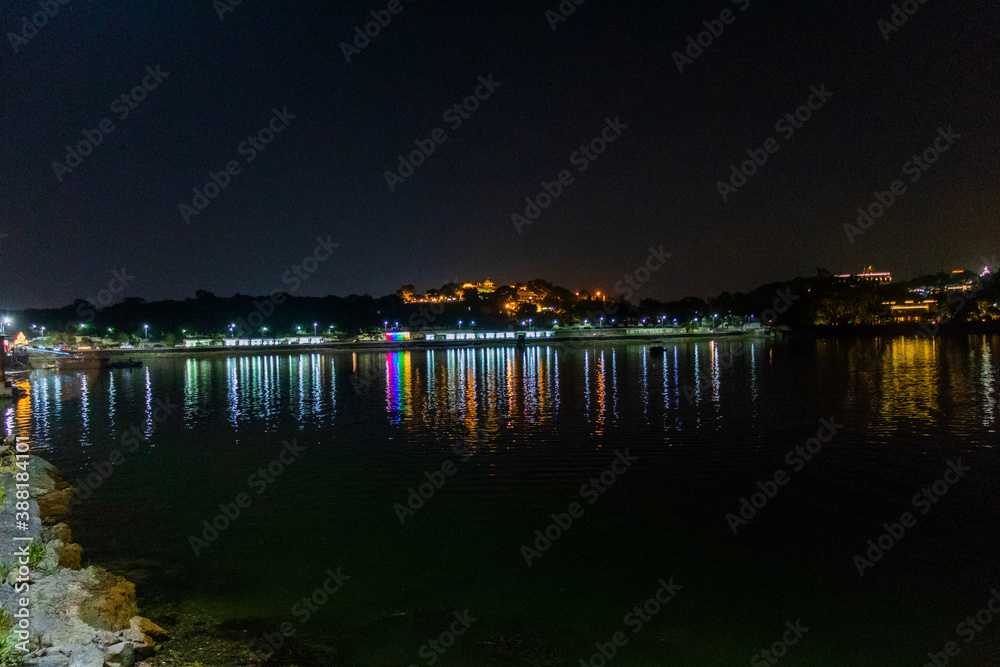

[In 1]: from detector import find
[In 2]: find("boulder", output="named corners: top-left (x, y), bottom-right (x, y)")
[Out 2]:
top-left (129, 616), bottom-right (170, 642)
top-left (75, 568), bottom-right (138, 631)
top-left (54, 541), bottom-right (83, 570)
top-left (45, 522), bottom-right (73, 544)
top-left (37, 488), bottom-right (76, 523)
top-left (68, 644), bottom-right (104, 667)
top-left (31, 566), bottom-right (138, 636)
top-left (104, 641), bottom-right (134, 667)
top-left (22, 644), bottom-right (101, 667)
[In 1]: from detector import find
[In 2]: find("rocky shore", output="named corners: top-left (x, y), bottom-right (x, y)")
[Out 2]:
top-left (0, 435), bottom-right (170, 667)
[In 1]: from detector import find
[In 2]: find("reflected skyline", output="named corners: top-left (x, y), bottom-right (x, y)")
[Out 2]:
top-left (10, 337), bottom-right (999, 455)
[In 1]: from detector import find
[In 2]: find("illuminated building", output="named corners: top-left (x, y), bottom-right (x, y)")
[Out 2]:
top-left (883, 300), bottom-right (937, 323)
top-left (835, 268), bottom-right (892, 284)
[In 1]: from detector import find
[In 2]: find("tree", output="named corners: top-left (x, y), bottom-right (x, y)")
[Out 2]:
top-left (396, 285), bottom-right (416, 302)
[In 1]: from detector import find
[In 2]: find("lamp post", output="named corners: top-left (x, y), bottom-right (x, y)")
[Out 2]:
top-left (228, 324), bottom-right (234, 337)
top-left (0, 317), bottom-right (10, 335)
top-left (384, 320), bottom-right (388, 332)
top-left (143, 324), bottom-right (149, 340)
top-left (313, 322), bottom-right (317, 335)
top-left (599, 316), bottom-right (604, 329)
top-left (458, 320), bottom-right (463, 330)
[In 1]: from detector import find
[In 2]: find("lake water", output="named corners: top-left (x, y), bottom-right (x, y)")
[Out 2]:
top-left (8, 336), bottom-right (1000, 666)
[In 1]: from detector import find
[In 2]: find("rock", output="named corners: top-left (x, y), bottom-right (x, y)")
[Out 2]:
top-left (45, 522), bottom-right (73, 544)
top-left (68, 644), bottom-right (104, 667)
top-left (54, 541), bottom-right (83, 570)
top-left (93, 630), bottom-right (120, 649)
top-left (37, 488), bottom-right (76, 524)
top-left (75, 567), bottom-right (138, 631)
top-left (129, 616), bottom-right (170, 642)
top-left (23, 654), bottom-right (71, 667)
top-left (31, 566), bottom-right (138, 638)
top-left (104, 641), bottom-right (134, 667)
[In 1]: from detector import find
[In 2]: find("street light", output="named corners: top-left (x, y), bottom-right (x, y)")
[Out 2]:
top-left (384, 320), bottom-right (388, 332)
top-left (458, 320), bottom-right (463, 330)
top-left (313, 322), bottom-right (317, 335)
top-left (143, 324), bottom-right (149, 340)
top-left (0, 317), bottom-right (11, 335)
top-left (599, 317), bottom-right (604, 329)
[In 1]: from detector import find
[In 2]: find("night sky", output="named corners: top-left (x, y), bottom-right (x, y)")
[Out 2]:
top-left (3, 0), bottom-right (998, 309)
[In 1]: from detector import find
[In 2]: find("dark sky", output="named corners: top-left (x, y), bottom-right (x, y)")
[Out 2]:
top-left (3, 0), bottom-right (999, 309)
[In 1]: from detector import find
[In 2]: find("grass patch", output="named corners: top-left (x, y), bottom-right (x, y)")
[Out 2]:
top-left (0, 612), bottom-right (19, 666)
top-left (26, 543), bottom-right (45, 571)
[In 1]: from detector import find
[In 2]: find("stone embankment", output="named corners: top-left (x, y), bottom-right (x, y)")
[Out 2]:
top-left (0, 436), bottom-right (170, 667)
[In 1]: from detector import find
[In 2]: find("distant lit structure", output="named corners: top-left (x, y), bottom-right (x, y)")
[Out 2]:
top-left (385, 331), bottom-right (411, 342)
top-left (835, 268), bottom-right (892, 284)
top-left (883, 300), bottom-right (937, 323)
top-left (460, 279), bottom-right (495, 295)
top-left (185, 336), bottom-right (323, 348)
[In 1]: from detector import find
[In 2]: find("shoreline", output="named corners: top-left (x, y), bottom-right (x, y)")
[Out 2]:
top-left (50, 330), bottom-right (762, 360)
top-left (0, 434), bottom-right (171, 667)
